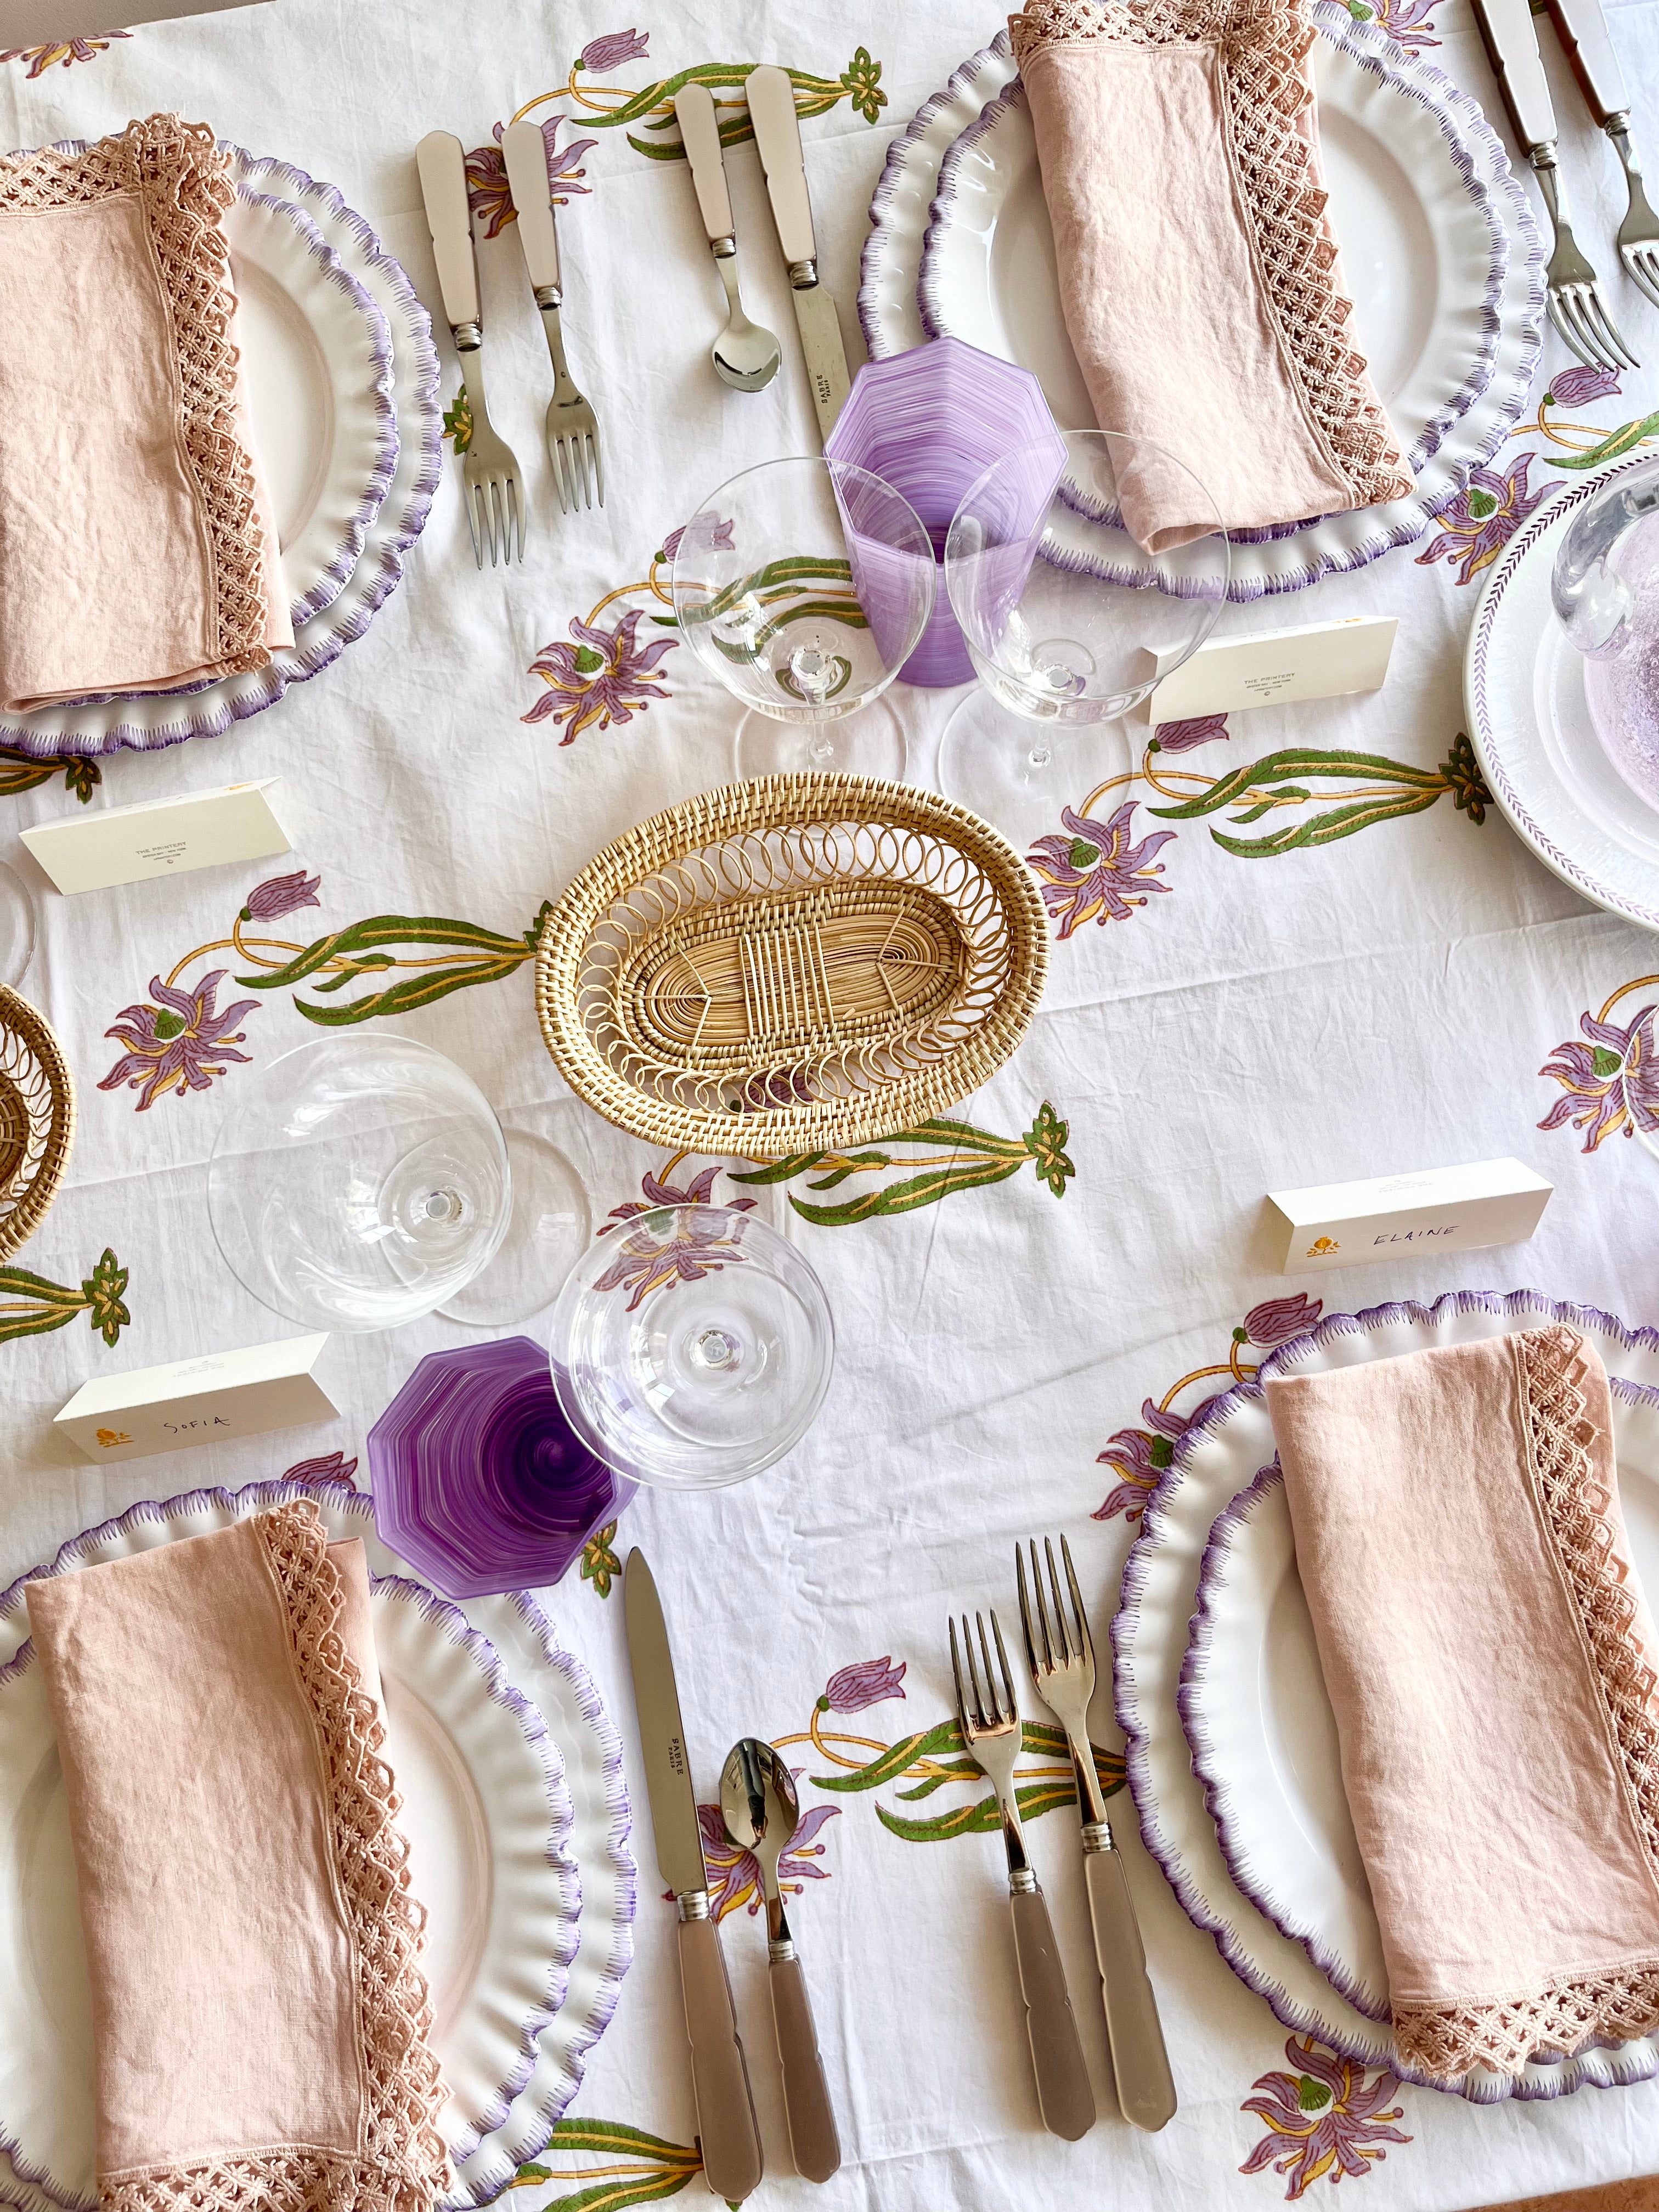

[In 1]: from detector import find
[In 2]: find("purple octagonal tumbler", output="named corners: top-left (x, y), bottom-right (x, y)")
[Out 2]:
top-left (823, 335), bottom-right (1064, 687)
top-left (368, 1336), bottom-right (632, 1599)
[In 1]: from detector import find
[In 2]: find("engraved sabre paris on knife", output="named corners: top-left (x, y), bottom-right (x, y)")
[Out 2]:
top-left (743, 65), bottom-right (853, 439)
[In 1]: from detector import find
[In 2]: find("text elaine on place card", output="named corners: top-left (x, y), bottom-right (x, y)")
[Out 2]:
top-left (1148, 614), bottom-right (1397, 725)
top-left (55, 1335), bottom-right (336, 1464)
top-left (1265, 1158), bottom-right (1554, 1274)
top-left (20, 780), bottom-right (290, 895)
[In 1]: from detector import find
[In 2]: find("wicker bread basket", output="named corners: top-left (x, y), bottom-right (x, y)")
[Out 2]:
top-left (0, 986), bottom-right (74, 1260)
top-left (535, 775), bottom-right (1047, 1159)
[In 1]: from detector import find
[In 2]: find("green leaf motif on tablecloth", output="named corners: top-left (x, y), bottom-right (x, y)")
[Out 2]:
top-left (730, 1110), bottom-right (1073, 1226)
top-left (1545, 410), bottom-right (1659, 472)
top-left (0, 747), bottom-right (101, 804)
top-left (1148, 747), bottom-right (1485, 856)
top-left (507, 2117), bottom-right (704, 2209)
top-left (238, 907), bottom-right (549, 1026)
top-left (812, 1714), bottom-right (1124, 1844)
top-left (442, 383), bottom-right (472, 455)
top-left (0, 1248), bottom-right (130, 1349)
top-left (579, 1521), bottom-right (622, 1599)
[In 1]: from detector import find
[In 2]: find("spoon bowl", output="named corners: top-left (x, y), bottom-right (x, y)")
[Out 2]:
top-left (719, 1736), bottom-right (799, 1864)
top-left (713, 291), bottom-right (783, 393)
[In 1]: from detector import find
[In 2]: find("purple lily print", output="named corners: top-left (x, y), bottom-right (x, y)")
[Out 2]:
top-left (1152, 712), bottom-right (1229, 754)
top-left (465, 115), bottom-right (596, 239)
top-left (591, 1205), bottom-right (749, 1311)
top-left (1095, 1399), bottom-right (1192, 1524)
top-left (1539, 1001), bottom-right (1659, 1149)
top-left (522, 607), bottom-right (678, 744)
top-left (600, 1163), bottom-right (756, 1237)
top-left (1341, 0), bottom-right (1442, 49)
top-left (1239, 2036), bottom-right (1410, 2198)
top-left (684, 1797), bottom-right (840, 1922)
top-left (241, 870), bottom-right (321, 924)
top-left (819, 1658), bottom-right (907, 1714)
top-left (1026, 802), bottom-right (1176, 938)
top-left (577, 28), bottom-right (650, 72)
top-left (99, 972), bottom-right (258, 1111)
top-left (1414, 453), bottom-right (1547, 586)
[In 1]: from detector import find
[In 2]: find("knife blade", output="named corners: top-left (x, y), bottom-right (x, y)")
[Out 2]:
top-left (623, 1550), bottom-right (764, 2203)
top-left (743, 64), bottom-right (851, 439)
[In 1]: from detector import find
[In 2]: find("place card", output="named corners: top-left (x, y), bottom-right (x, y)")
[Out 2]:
top-left (20, 780), bottom-right (290, 895)
top-left (55, 1335), bottom-right (336, 1465)
top-left (1265, 1158), bottom-right (1554, 1274)
top-left (1148, 614), bottom-right (1397, 725)
top-left (0, 0), bottom-right (269, 43)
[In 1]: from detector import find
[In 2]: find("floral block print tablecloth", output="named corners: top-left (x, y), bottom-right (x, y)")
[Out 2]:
top-left (5, 1), bottom-right (1659, 2205)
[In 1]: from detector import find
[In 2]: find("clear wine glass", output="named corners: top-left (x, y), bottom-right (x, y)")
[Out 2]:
top-left (672, 455), bottom-right (936, 783)
top-left (0, 863), bottom-right (37, 991)
top-left (939, 427), bottom-right (1230, 846)
top-left (548, 1204), bottom-right (834, 1491)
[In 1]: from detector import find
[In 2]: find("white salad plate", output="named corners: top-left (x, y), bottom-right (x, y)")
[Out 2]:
top-left (1466, 458), bottom-right (1659, 932)
top-left (860, 4), bottom-right (1544, 599)
top-left (1115, 1289), bottom-right (1659, 2101)
top-left (0, 1479), bottom-right (632, 2211)
top-left (1, 146), bottom-right (439, 758)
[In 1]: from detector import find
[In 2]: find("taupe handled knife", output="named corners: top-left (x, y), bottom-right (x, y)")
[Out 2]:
top-left (743, 64), bottom-right (851, 441)
top-left (624, 1551), bottom-right (764, 2203)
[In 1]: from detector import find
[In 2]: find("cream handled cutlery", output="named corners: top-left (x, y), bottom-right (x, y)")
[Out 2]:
top-left (1542, 0), bottom-right (1659, 311)
top-left (500, 120), bottom-right (604, 512)
top-left (624, 1551), bottom-right (764, 2203)
top-left (415, 129), bottom-right (526, 566)
top-left (743, 64), bottom-right (851, 439)
top-left (720, 1739), bottom-right (842, 2183)
top-left (1018, 1536), bottom-right (1177, 2134)
top-left (674, 83), bottom-right (781, 392)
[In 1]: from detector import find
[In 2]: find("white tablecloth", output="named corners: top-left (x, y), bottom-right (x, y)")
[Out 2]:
top-left (3, 0), bottom-right (1659, 2204)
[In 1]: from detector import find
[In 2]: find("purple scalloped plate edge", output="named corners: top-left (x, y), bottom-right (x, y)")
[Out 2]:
top-left (1113, 1286), bottom-right (1659, 2103)
top-left (0, 1476), bottom-right (633, 2210)
top-left (1466, 456), bottom-right (1659, 933)
top-left (0, 144), bottom-right (439, 760)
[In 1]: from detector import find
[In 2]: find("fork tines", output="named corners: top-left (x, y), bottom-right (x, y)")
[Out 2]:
top-left (949, 1609), bottom-right (1019, 1738)
top-left (1017, 1532), bottom-right (1093, 1682)
top-left (550, 427), bottom-right (604, 516)
top-left (467, 475), bottom-right (523, 569)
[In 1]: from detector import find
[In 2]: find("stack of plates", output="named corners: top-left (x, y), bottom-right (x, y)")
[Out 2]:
top-left (1, 145), bottom-right (439, 757)
top-left (1114, 1290), bottom-right (1659, 2101)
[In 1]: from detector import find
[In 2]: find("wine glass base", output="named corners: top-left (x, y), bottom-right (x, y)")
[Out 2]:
top-left (439, 1130), bottom-right (591, 1327)
top-left (0, 863), bottom-right (37, 993)
top-left (936, 689), bottom-right (1135, 854)
top-left (733, 696), bottom-right (909, 782)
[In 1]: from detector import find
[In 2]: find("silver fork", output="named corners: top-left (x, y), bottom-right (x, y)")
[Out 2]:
top-left (416, 130), bottom-right (526, 566)
top-left (1543, 0), bottom-right (1659, 313)
top-left (1019, 1537), bottom-right (1177, 2134)
top-left (503, 121), bottom-right (605, 514)
top-left (949, 1609), bottom-right (1096, 2142)
top-left (1472, 0), bottom-right (1638, 371)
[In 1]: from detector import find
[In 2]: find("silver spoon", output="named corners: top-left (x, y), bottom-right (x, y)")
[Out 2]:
top-left (720, 1739), bottom-right (842, 2182)
top-left (675, 85), bottom-right (782, 394)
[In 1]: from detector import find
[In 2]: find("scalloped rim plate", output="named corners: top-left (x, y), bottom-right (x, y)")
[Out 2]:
top-left (1114, 1288), bottom-right (1659, 2101)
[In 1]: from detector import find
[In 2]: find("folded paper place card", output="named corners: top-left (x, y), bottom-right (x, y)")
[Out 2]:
top-left (55, 1334), bottom-right (335, 1464)
top-left (1265, 1158), bottom-right (1553, 1274)
top-left (21, 780), bottom-right (289, 895)
top-left (1149, 615), bottom-right (1397, 725)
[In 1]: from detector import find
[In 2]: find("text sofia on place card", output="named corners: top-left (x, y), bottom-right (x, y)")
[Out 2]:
top-left (55, 1335), bottom-right (336, 1464)
top-left (1148, 614), bottom-right (1397, 725)
top-left (1265, 1158), bottom-right (1553, 1274)
top-left (20, 780), bottom-right (290, 896)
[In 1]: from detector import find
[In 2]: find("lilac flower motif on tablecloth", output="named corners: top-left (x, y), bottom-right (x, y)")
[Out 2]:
top-left (1341, 0), bottom-right (1442, 50)
top-left (819, 1657), bottom-right (906, 1713)
top-left (1026, 802), bottom-right (1176, 939)
top-left (600, 1163), bottom-right (758, 1235)
top-left (1094, 1398), bottom-right (1192, 1524)
top-left (282, 1450), bottom-right (360, 1489)
top-left (1414, 453), bottom-right (1547, 586)
top-left (578, 27), bottom-right (650, 71)
top-left (1241, 1294), bottom-right (1323, 1349)
top-left (1152, 713), bottom-right (1230, 754)
top-left (99, 971), bottom-right (258, 1111)
top-left (241, 870), bottom-right (321, 923)
top-left (1547, 363), bottom-right (1621, 409)
top-left (1240, 2035), bottom-right (1411, 2198)
top-left (466, 116), bottom-right (597, 240)
top-left (661, 514), bottom-right (736, 566)
top-left (1539, 1003), bottom-right (1659, 1150)
top-left (681, 1798), bottom-right (840, 1921)
top-left (592, 1204), bottom-right (749, 1311)
top-left (522, 608), bottom-right (678, 744)
top-left (1, 33), bottom-right (131, 74)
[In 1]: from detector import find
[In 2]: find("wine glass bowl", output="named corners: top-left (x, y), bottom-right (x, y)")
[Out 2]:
top-left (549, 1204), bottom-right (834, 1491)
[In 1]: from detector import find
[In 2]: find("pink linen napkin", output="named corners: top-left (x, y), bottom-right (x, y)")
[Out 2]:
top-left (0, 113), bottom-right (291, 714)
top-left (1266, 1327), bottom-right (1659, 2083)
top-left (1008, 0), bottom-right (1415, 550)
top-left (25, 1500), bottom-right (452, 2212)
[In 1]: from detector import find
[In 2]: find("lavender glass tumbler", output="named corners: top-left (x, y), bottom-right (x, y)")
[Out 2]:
top-left (1553, 457), bottom-right (1659, 809)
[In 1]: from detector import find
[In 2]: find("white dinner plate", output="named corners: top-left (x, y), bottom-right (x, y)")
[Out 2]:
top-left (1466, 459), bottom-right (1659, 932)
top-left (1115, 1289), bottom-right (1659, 2101)
top-left (0, 1479), bottom-right (631, 2211)
top-left (861, 4), bottom-right (1544, 599)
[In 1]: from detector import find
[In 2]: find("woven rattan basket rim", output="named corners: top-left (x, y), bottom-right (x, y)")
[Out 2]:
top-left (535, 773), bottom-right (1047, 1160)
top-left (0, 985), bottom-right (75, 1261)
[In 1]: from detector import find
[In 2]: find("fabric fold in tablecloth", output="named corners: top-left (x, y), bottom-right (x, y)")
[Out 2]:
top-left (0, 112), bottom-right (290, 714)
top-left (1265, 1325), bottom-right (1659, 2082)
top-left (1008, 0), bottom-right (1414, 549)
top-left (25, 1499), bottom-right (452, 2212)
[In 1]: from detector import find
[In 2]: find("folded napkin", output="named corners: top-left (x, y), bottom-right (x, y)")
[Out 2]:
top-left (0, 113), bottom-right (291, 714)
top-left (1266, 1327), bottom-right (1659, 2082)
top-left (26, 1501), bottom-right (451, 2212)
top-left (1008, 0), bottom-right (1415, 550)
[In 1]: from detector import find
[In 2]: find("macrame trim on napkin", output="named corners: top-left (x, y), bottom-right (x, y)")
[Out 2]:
top-left (1390, 1325), bottom-right (1659, 2082)
top-left (0, 114), bottom-right (271, 684)
top-left (101, 1502), bottom-right (451, 2212)
top-left (1009, 0), bottom-right (1414, 514)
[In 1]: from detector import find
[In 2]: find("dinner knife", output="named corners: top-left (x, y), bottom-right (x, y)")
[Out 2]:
top-left (743, 65), bottom-right (852, 440)
top-left (623, 1550), bottom-right (764, 2204)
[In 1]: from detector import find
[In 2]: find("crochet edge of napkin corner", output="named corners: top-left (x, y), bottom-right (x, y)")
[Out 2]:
top-left (100, 1499), bottom-right (452, 2212)
top-left (1390, 1324), bottom-right (1659, 2084)
top-left (0, 114), bottom-right (274, 690)
top-left (1008, 0), bottom-right (1416, 518)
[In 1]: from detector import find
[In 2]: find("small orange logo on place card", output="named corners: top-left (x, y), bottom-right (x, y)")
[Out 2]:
top-left (1306, 1238), bottom-right (1340, 1257)
top-left (94, 1429), bottom-right (132, 1448)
